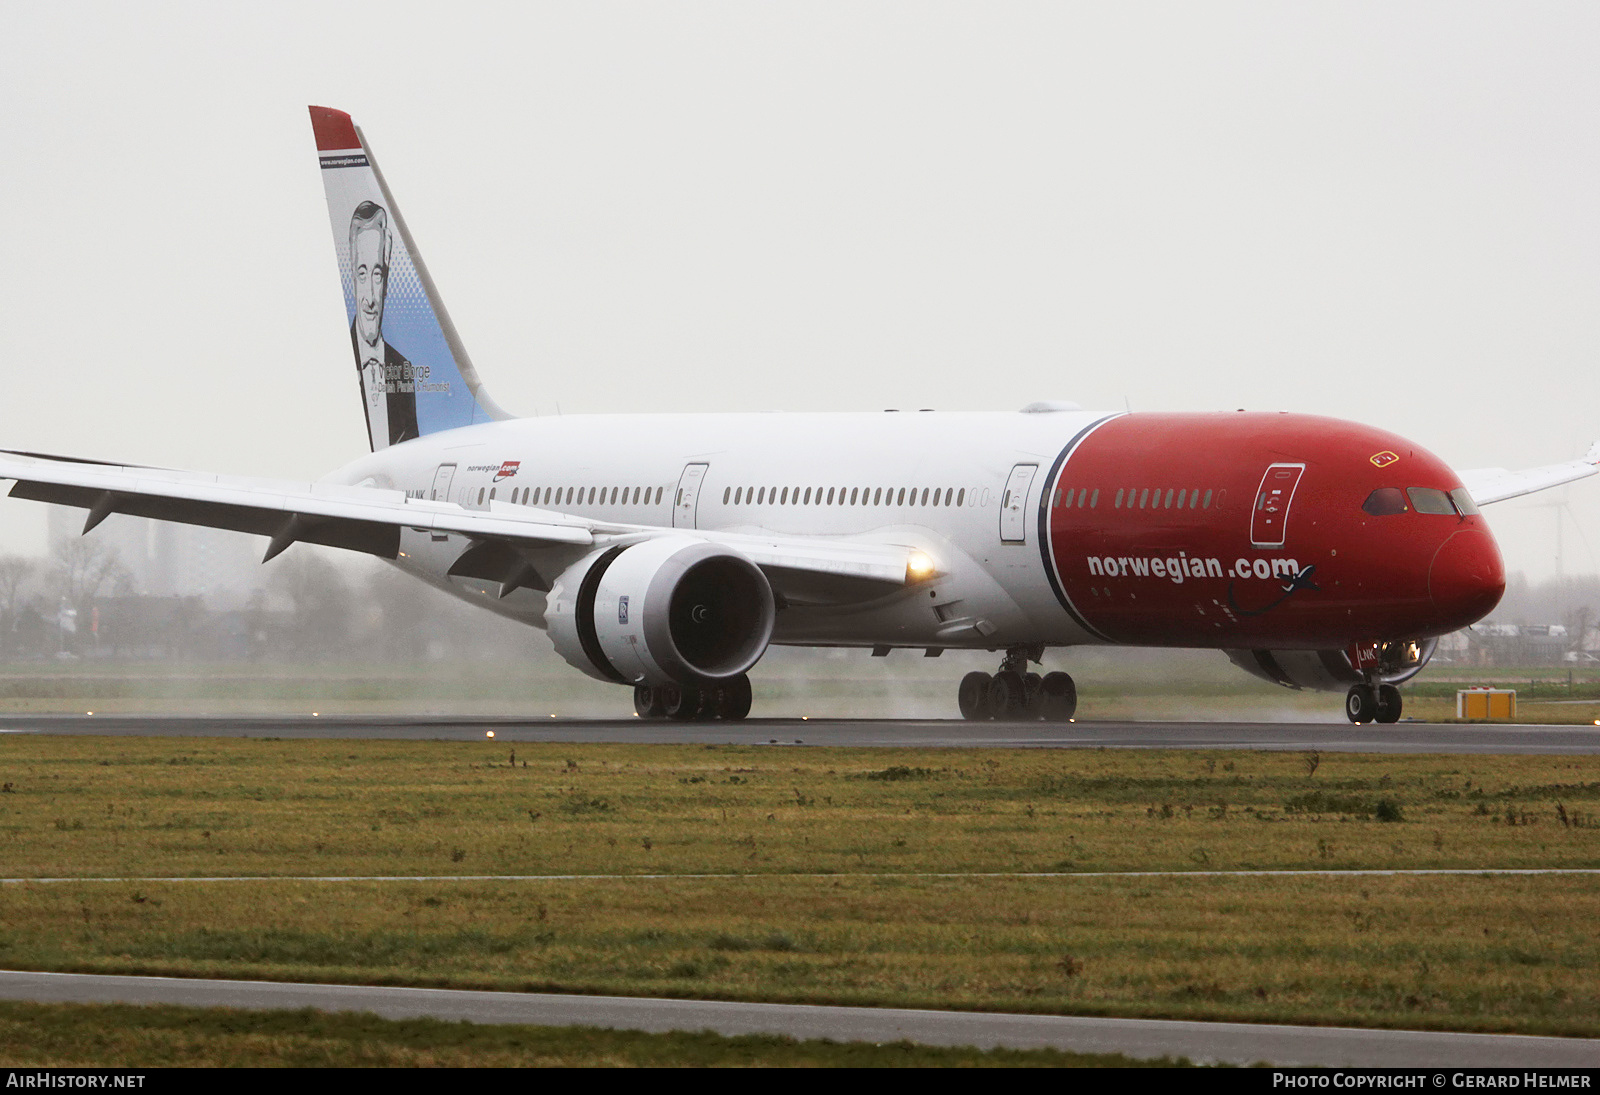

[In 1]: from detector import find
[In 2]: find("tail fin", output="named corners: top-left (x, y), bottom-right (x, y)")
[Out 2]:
top-left (309, 106), bottom-right (511, 451)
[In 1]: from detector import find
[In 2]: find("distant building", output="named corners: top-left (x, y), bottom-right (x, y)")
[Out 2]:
top-left (1443, 622), bottom-right (1578, 666)
top-left (45, 507), bottom-right (266, 604)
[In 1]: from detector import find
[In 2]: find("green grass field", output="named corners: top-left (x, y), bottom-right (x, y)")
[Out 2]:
top-left (0, 737), bottom-right (1597, 1039)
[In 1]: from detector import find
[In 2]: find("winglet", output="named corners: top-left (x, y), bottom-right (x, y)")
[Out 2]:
top-left (1584, 440), bottom-right (1600, 465)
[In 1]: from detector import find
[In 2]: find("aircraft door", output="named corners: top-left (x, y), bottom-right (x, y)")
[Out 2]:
top-left (999, 463), bottom-right (1038, 543)
top-left (1250, 463), bottom-right (1306, 548)
top-left (428, 463), bottom-right (457, 542)
top-left (429, 463), bottom-right (457, 501)
top-left (673, 463), bottom-right (709, 529)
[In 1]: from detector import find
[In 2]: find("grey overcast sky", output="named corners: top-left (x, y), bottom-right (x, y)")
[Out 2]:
top-left (1, 2), bottom-right (1597, 582)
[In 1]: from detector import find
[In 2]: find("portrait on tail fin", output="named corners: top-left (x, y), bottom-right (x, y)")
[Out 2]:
top-left (348, 200), bottom-right (420, 448)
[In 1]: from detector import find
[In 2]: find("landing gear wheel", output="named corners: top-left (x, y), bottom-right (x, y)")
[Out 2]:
top-left (989, 670), bottom-right (1027, 720)
top-left (709, 675), bottom-right (753, 720)
top-left (634, 684), bottom-right (667, 719)
top-left (1345, 684), bottom-right (1378, 724)
top-left (665, 684), bottom-right (702, 721)
top-left (958, 672), bottom-right (992, 720)
top-left (1040, 671), bottom-right (1077, 722)
top-left (1375, 684), bottom-right (1402, 724)
top-left (1023, 673), bottom-right (1044, 719)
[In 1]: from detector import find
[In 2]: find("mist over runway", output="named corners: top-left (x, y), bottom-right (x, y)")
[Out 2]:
top-left (5, 714), bottom-right (1600, 754)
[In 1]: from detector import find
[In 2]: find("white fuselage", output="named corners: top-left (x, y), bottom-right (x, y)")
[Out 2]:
top-left (325, 408), bottom-right (1110, 651)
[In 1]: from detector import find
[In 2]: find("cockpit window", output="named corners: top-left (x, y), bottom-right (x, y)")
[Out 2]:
top-left (1365, 485), bottom-right (1478, 517)
top-left (1407, 487), bottom-right (1456, 515)
top-left (1362, 487), bottom-right (1408, 516)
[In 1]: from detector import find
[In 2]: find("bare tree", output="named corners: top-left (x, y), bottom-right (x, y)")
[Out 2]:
top-left (49, 538), bottom-right (129, 652)
top-left (1564, 604), bottom-right (1594, 661)
top-left (266, 550), bottom-right (354, 657)
top-left (0, 556), bottom-right (37, 657)
top-left (50, 538), bottom-right (129, 607)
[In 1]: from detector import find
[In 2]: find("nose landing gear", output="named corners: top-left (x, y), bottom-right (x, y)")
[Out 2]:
top-left (1344, 680), bottom-right (1402, 724)
top-left (634, 674), bottom-right (753, 721)
top-left (959, 647), bottom-right (1077, 722)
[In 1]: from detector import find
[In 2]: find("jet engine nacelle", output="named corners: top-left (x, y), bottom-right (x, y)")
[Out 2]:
top-left (1225, 638), bottom-right (1438, 693)
top-left (547, 536), bottom-right (776, 687)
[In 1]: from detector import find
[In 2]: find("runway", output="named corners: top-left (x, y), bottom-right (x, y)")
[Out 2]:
top-left (5, 713), bottom-right (1600, 753)
top-left (3, 970), bottom-right (1597, 1067)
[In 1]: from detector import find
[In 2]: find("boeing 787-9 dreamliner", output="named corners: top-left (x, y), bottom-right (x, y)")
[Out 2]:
top-left (1, 107), bottom-right (1592, 724)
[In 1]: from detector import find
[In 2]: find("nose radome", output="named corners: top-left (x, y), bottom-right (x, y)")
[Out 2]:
top-left (1429, 528), bottom-right (1505, 627)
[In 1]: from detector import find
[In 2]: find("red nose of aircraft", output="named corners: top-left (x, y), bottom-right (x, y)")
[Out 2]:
top-left (1428, 527), bottom-right (1505, 630)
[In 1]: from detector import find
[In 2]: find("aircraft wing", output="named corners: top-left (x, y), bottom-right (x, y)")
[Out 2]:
top-left (0, 451), bottom-right (914, 603)
top-left (1458, 441), bottom-right (1600, 507)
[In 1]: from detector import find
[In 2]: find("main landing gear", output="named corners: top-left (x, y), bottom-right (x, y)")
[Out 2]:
top-left (634, 674), bottom-right (753, 721)
top-left (1344, 680), bottom-right (1402, 725)
top-left (958, 647), bottom-right (1077, 722)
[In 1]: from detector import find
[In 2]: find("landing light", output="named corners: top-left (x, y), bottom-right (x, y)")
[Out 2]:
top-left (486, 730), bottom-right (494, 738)
top-left (907, 551), bottom-right (936, 581)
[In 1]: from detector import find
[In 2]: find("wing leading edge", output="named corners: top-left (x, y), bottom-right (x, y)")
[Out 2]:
top-left (1458, 441), bottom-right (1600, 507)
